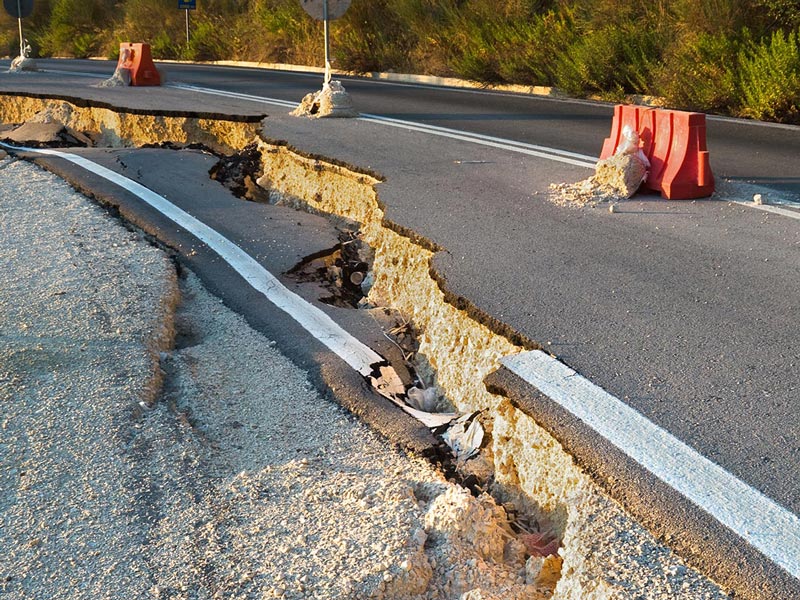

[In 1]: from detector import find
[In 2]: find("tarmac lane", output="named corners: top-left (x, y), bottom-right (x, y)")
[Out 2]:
top-left (2, 62), bottom-right (800, 598)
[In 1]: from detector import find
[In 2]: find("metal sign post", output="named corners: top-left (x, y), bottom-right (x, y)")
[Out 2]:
top-left (3, 0), bottom-right (34, 56)
top-left (177, 0), bottom-right (196, 45)
top-left (323, 0), bottom-right (330, 84)
top-left (17, 0), bottom-right (23, 56)
top-left (299, 0), bottom-right (350, 85)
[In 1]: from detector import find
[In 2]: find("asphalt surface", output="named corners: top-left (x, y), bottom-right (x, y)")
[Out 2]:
top-left (2, 59), bottom-right (799, 597)
top-left (17, 58), bottom-right (800, 198)
top-left (22, 146), bottom-right (441, 457)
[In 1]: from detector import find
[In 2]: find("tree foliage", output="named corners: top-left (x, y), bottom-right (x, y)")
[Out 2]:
top-left (4, 0), bottom-right (800, 121)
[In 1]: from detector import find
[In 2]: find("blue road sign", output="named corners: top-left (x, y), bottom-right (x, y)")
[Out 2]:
top-left (178, 0), bottom-right (196, 10)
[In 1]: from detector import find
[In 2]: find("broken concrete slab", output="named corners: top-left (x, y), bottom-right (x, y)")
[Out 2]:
top-left (2, 120), bottom-right (92, 147)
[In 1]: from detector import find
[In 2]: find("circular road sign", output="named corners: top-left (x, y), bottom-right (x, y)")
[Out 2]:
top-left (3, 0), bottom-right (34, 18)
top-left (299, 0), bottom-right (351, 21)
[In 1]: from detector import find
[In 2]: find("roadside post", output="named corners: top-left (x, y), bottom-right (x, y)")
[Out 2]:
top-left (178, 0), bottom-right (196, 46)
top-left (299, 0), bottom-right (351, 85)
top-left (3, 0), bottom-right (33, 58)
top-left (292, 0), bottom-right (356, 117)
top-left (4, 0), bottom-right (36, 71)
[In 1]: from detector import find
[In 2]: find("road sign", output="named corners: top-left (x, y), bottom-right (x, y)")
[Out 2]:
top-left (300, 0), bottom-right (350, 21)
top-left (178, 0), bottom-right (196, 10)
top-left (3, 0), bottom-right (33, 18)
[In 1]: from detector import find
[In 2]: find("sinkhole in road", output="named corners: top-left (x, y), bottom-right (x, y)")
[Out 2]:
top-left (0, 94), bottom-right (732, 599)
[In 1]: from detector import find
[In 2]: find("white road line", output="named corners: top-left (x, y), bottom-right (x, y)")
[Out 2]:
top-left (502, 350), bottom-right (800, 579)
top-left (169, 83), bottom-right (598, 168)
top-left (725, 198), bottom-right (800, 221)
top-left (168, 83), bottom-right (297, 109)
top-left (6, 139), bottom-right (799, 576)
top-left (358, 113), bottom-right (597, 167)
top-left (1, 143), bottom-right (383, 376)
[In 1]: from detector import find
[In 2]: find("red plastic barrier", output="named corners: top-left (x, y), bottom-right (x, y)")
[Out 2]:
top-left (117, 43), bottom-right (160, 86)
top-left (600, 105), bottom-right (653, 160)
top-left (600, 105), bottom-right (714, 200)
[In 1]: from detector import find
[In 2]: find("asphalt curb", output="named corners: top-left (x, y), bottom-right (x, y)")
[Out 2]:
top-left (485, 365), bottom-right (800, 600)
top-left (23, 149), bottom-right (442, 460)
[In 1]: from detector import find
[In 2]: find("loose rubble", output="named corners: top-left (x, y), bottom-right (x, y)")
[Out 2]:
top-left (292, 80), bottom-right (358, 118)
top-left (549, 125), bottom-right (649, 207)
top-left (7, 40), bottom-right (37, 72)
top-left (549, 153), bottom-right (647, 207)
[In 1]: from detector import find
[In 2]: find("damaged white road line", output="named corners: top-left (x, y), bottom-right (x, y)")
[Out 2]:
top-left (2, 142), bottom-right (455, 428)
top-left (502, 350), bottom-right (800, 580)
top-left (3, 144), bottom-right (380, 368)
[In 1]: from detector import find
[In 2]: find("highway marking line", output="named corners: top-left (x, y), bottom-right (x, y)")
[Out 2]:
top-left (6, 140), bottom-right (800, 577)
top-left (725, 198), bottom-right (800, 221)
top-left (358, 113), bottom-right (597, 167)
top-left (502, 350), bottom-right (800, 579)
top-left (169, 83), bottom-right (597, 168)
top-left (0, 142), bottom-right (383, 376)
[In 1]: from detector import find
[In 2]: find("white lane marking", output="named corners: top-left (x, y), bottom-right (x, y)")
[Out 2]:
top-left (358, 113), bottom-right (596, 167)
top-left (170, 83), bottom-right (597, 168)
top-left (2, 143), bottom-right (383, 376)
top-left (502, 350), bottom-right (800, 579)
top-left (40, 68), bottom-right (107, 79)
top-left (359, 113), bottom-right (595, 161)
top-left (724, 198), bottom-right (800, 221)
top-left (169, 82), bottom-right (297, 109)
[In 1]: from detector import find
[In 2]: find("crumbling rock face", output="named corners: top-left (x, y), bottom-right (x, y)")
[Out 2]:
top-left (0, 96), bottom-right (258, 153)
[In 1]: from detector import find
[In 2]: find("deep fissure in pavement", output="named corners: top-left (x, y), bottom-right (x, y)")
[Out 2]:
top-left (0, 94), bottom-right (734, 599)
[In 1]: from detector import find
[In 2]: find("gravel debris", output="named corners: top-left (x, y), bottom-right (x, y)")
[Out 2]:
top-left (548, 154), bottom-right (647, 207)
top-left (0, 158), bottom-right (554, 599)
top-left (292, 81), bottom-right (358, 119)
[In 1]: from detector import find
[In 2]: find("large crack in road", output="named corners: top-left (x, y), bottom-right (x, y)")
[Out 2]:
top-left (0, 96), bottom-right (735, 599)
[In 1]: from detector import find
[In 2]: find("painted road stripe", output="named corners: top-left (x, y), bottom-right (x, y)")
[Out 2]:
top-left (725, 198), bottom-right (800, 221)
top-left (502, 350), bottom-right (800, 579)
top-left (168, 83), bottom-right (598, 168)
top-left (6, 142), bottom-right (800, 578)
top-left (1, 142), bottom-right (456, 429)
top-left (0, 143), bottom-right (382, 376)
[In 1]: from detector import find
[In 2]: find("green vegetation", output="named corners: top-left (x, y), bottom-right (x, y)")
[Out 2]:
top-left (2, 0), bottom-right (800, 122)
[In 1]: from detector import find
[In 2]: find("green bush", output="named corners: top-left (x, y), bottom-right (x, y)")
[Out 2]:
top-left (114, 0), bottom-right (184, 60)
top-left (249, 0), bottom-right (320, 64)
top-left (37, 0), bottom-right (114, 57)
top-left (335, 0), bottom-right (417, 72)
top-left (654, 32), bottom-right (740, 112)
top-left (494, 10), bottom-right (577, 86)
top-left (738, 28), bottom-right (800, 123)
top-left (554, 23), bottom-right (660, 99)
top-left (150, 29), bottom-right (179, 60)
top-left (183, 16), bottom-right (228, 62)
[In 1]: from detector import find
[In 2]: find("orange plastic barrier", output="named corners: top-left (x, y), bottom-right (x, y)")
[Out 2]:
top-left (600, 105), bottom-right (714, 200)
top-left (116, 43), bottom-right (161, 86)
